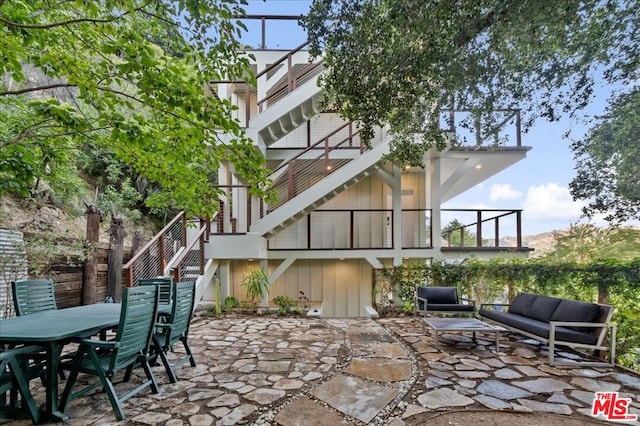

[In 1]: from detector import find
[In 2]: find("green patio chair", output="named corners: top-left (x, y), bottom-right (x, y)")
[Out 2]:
top-left (153, 281), bottom-right (196, 383)
top-left (58, 285), bottom-right (160, 421)
top-left (10, 279), bottom-right (67, 381)
top-left (0, 345), bottom-right (44, 424)
top-left (136, 277), bottom-right (173, 305)
top-left (11, 279), bottom-right (57, 316)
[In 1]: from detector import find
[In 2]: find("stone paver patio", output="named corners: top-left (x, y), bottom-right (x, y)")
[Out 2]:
top-left (1, 314), bottom-right (639, 425)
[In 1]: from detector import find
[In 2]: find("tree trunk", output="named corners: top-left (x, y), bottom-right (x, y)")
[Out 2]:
top-left (82, 204), bottom-right (101, 305)
top-left (107, 218), bottom-right (124, 302)
top-left (597, 281), bottom-right (609, 305)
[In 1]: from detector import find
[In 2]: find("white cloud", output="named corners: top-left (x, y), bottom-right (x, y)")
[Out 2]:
top-left (524, 183), bottom-right (585, 221)
top-left (489, 184), bottom-right (522, 201)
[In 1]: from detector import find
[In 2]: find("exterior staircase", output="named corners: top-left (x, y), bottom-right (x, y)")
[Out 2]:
top-left (252, 138), bottom-right (391, 238)
top-left (250, 72), bottom-right (324, 146)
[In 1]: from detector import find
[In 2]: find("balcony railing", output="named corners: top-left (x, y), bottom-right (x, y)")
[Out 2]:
top-left (441, 209), bottom-right (524, 249)
top-left (440, 109), bottom-right (522, 148)
top-left (265, 208), bottom-right (526, 251)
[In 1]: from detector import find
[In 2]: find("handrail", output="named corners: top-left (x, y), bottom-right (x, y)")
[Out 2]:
top-left (123, 211), bottom-right (185, 270)
top-left (271, 121), bottom-right (358, 174)
top-left (268, 124), bottom-right (365, 210)
top-left (171, 224), bottom-right (208, 282)
top-left (255, 41), bottom-right (310, 80)
top-left (441, 209), bottom-right (523, 248)
top-left (123, 211), bottom-right (187, 287)
top-left (265, 208), bottom-right (525, 251)
top-left (441, 109), bottom-right (522, 147)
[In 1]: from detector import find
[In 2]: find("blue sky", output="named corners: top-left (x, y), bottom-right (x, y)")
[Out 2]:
top-left (241, 0), bottom-right (630, 236)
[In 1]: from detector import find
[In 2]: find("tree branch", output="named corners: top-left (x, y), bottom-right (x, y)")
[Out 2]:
top-left (0, 83), bottom-right (76, 96)
top-left (0, 7), bottom-right (141, 30)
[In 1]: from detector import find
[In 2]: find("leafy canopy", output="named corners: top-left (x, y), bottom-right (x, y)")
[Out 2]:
top-left (569, 89), bottom-right (640, 224)
top-left (0, 0), bottom-right (271, 217)
top-left (304, 0), bottom-right (638, 167)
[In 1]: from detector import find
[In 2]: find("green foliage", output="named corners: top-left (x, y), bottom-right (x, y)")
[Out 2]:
top-left (0, 0), bottom-right (273, 217)
top-left (542, 225), bottom-right (640, 264)
top-left (241, 267), bottom-right (270, 312)
top-left (222, 296), bottom-right (239, 312)
top-left (570, 89), bottom-right (640, 224)
top-left (441, 219), bottom-right (476, 247)
top-left (375, 257), bottom-right (640, 369)
top-left (273, 295), bottom-right (296, 316)
top-left (305, 0), bottom-right (639, 167)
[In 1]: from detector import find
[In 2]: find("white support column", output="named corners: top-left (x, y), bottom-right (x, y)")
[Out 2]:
top-left (260, 259), bottom-right (269, 308)
top-left (429, 155), bottom-right (443, 254)
top-left (219, 260), bottom-right (232, 300)
top-left (392, 165), bottom-right (403, 266)
top-left (219, 161), bottom-right (231, 233)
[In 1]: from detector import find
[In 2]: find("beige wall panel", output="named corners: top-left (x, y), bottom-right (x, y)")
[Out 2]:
top-left (228, 259), bottom-right (374, 317)
top-left (308, 261), bottom-right (324, 302)
top-left (322, 261), bottom-right (337, 317)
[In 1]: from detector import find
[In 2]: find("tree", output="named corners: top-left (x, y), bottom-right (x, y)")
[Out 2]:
top-left (569, 89), bottom-right (640, 224)
top-left (0, 0), bottom-right (272, 217)
top-left (304, 0), bottom-right (638, 167)
top-left (441, 219), bottom-right (475, 247)
top-left (542, 224), bottom-right (640, 264)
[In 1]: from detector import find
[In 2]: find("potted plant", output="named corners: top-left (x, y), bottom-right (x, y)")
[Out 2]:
top-left (241, 266), bottom-right (270, 313)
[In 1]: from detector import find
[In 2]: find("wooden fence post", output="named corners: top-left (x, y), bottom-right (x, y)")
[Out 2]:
top-left (107, 217), bottom-right (124, 302)
top-left (82, 204), bottom-right (102, 305)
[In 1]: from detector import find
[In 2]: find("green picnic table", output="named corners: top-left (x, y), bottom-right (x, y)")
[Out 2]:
top-left (0, 303), bottom-right (169, 423)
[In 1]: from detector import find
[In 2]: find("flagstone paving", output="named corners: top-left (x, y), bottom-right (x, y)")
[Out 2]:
top-left (2, 314), bottom-right (639, 425)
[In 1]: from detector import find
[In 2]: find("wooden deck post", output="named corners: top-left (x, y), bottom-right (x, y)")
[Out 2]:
top-left (82, 204), bottom-right (102, 305)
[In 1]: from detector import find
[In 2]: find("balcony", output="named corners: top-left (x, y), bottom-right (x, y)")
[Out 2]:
top-left (252, 208), bottom-right (529, 252)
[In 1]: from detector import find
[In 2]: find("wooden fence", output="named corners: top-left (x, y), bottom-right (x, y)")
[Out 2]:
top-left (1, 229), bottom-right (132, 316)
top-left (50, 242), bottom-right (133, 308)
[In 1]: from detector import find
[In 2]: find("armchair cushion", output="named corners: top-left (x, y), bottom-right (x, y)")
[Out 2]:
top-left (418, 287), bottom-right (458, 304)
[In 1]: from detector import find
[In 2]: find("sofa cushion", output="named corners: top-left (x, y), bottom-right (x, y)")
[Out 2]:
top-left (480, 308), bottom-right (598, 346)
top-left (507, 293), bottom-right (537, 316)
top-left (550, 299), bottom-right (601, 330)
top-left (427, 303), bottom-right (474, 312)
top-left (418, 287), bottom-right (458, 304)
top-left (527, 295), bottom-right (562, 323)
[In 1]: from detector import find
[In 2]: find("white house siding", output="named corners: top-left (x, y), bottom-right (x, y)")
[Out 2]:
top-left (269, 113), bottom-right (387, 149)
top-left (228, 259), bottom-right (373, 318)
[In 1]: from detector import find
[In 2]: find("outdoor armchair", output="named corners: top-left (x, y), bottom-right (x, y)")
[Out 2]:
top-left (11, 279), bottom-right (57, 316)
top-left (136, 277), bottom-right (173, 306)
top-left (152, 281), bottom-right (196, 383)
top-left (0, 345), bottom-right (45, 424)
top-left (58, 285), bottom-right (160, 421)
top-left (414, 286), bottom-right (475, 317)
top-left (11, 279), bottom-right (68, 381)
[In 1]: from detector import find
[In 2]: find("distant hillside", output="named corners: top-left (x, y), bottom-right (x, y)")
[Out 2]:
top-left (500, 230), bottom-right (564, 257)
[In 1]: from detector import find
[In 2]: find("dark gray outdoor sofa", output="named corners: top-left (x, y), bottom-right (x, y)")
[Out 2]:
top-left (479, 293), bottom-right (616, 366)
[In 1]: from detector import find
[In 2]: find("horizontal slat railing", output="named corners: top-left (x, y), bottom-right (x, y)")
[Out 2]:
top-left (123, 211), bottom-right (187, 287)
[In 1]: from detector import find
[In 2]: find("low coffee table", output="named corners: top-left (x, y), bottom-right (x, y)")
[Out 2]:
top-left (422, 317), bottom-right (504, 350)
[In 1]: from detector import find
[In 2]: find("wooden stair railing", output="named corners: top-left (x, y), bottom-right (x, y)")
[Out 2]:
top-left (209, 41), bottom-right (323, 126)
top-left (171, 219), bottom-right (210, 283)
top-left (123, 211), bottom-right (187, 287)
